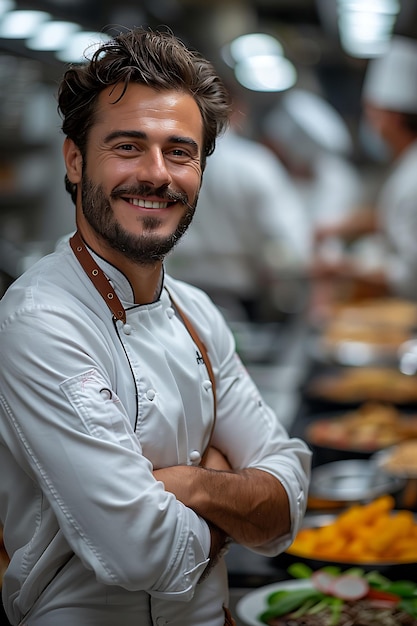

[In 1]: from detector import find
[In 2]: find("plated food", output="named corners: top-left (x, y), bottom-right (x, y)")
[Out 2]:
top-left (328, 297), bottom-right (417, 328)
top-left (305, 402), bottom-right (417, 453)
top-left (311, 297), bottom-right (417, 366)
top-left (375, 440), bottom-right (417, 478)
top-left (306, 366), bottom-right (417, 404)
top-left (237, 579), bottom-right (310, 626)
top-left (237, 563), bottom-right (417, 626)
top-left (286, 495), bottom-right (417, 565)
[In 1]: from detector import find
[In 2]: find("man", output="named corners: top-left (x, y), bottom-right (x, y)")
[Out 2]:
top-left (0, 28), bottom-right (311, 626)
top-left (313, 36), bottom-right (417, 308)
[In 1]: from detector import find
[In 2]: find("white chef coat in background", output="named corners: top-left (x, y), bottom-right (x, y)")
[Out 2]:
top-left (377, 140), bottom-right (417, 299)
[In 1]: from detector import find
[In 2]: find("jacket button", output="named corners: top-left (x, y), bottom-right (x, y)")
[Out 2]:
top-left (99, 388), bottom-right (112, 400)
top-left (189, 450), bottom-right (201, 463)
top-left (123, 324), bottom-right (132, 335)
top-left (166, 307), bottom-right (175, 318)
top-left (203, 380), bottom-right (212, 391)
top-left (146, 389), bottom-right (156, 401)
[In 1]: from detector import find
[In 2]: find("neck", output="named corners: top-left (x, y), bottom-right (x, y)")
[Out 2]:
top-left (76, 226), bottom-right (164, 305)
top-left (103, 251), bottom-right (164, 305)
top-left (132, 264), bottom-right (164, 304)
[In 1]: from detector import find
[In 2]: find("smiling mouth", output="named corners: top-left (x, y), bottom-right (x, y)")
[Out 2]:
top-left (128, 198), bottom-right (171, 209)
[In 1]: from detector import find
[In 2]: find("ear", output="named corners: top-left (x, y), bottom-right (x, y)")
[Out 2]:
top-left (63, 137), bottom-right (83, 184)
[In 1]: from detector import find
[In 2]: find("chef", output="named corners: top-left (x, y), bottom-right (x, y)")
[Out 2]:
top-left (314, 36), bottom-right (417, 302)
top-left (0, 27), bottom-right (311, 626)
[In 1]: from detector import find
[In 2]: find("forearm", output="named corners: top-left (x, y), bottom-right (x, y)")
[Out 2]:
top-left (154, 465), bottom-right (291, 548)
top-left (314, 207), bottom-right (377, 244)
top-left (193, 467), bottom-right (290, 547)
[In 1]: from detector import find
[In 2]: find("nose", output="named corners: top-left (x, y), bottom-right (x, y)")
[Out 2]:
top-left (136, 148), bottom-right (172, 188)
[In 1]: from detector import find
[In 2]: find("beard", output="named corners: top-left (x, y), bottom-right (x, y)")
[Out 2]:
top-left (80, 172), bottom-right (197, 266)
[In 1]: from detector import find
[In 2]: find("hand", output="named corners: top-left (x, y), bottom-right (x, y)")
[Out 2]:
top-left (310, 255), bottom-right (354, 279)
top-left (153, 447), bottom-right (232, 503)
top-left (202, 446), bottom-right (232, 471)
top-left (155, 464), bottom-right (290, 548)
top-left (314, 223), bottom-right (340, 245)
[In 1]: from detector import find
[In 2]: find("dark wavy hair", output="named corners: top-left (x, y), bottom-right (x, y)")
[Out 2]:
top-left (57, 27), bottom-right (232, 203)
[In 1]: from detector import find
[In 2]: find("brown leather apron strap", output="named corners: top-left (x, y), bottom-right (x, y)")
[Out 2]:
top-left (167, 293), bottom-right (217, 464)
top-left (69, 231), bottom-right (217, 460)
top-left (70, 231), bottom-right (126, 324)
top-left (223, 605), bottom-right (237, 626)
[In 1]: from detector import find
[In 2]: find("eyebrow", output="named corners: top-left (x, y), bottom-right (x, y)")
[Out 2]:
top-left (104, 130), bottom-right (200, 154)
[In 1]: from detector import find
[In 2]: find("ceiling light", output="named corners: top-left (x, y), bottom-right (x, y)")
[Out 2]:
top-left (234, 55), bottom-right (297, 92)
top-left (337, 0), bottom-right (399, 58)
top-left (27, 20), bottom-right (80, 51)
top-left (221, 33), bottom-right (283, 68)
top-left (55, 31), bottom-right (112, 63)
top-left (338, 10), bottom-right (395, 57)
top-left (0, 10), bottom-right (51, 39)
top-left (339, 11), bottom-right (396, 36)
top-left (337, 0), bottom-right (400, 12)
top-left (340, 33), bottom-right (392, 57)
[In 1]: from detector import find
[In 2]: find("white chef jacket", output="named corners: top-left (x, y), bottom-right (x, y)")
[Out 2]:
top-left (296, 152), bottom-right (363, 229)
top-left (377, 139), bottom-right (417, 299)
top-left (0, 237), bottom-right (311, 626)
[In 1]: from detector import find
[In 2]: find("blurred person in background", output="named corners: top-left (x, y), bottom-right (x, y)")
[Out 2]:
top-left (262, 88), bottom-right (363, 236)
top-left (312, 36), bottom-right (417, 313)
top-left (262, 88), bottom-right (365, 322)
top-left (0, 28), bottom-right (311, 626)
top-left (166, 90), bottom-right (312, 323)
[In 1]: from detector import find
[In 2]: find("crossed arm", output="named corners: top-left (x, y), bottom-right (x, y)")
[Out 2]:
top-left (153, 446), bottom-right (291, 558)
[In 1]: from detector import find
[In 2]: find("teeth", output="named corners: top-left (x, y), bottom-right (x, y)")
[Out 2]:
top-left (129, 198), bottom-right (168, 209)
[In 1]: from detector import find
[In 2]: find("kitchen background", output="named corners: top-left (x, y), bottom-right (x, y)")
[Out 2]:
top-left (2, 3), bottom-right (417, 625)
top-left (1, 0), bottom-right (417, 297)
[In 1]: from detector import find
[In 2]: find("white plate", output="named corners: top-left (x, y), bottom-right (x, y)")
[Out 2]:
top-left (235, 579), bottom-right (311, 626)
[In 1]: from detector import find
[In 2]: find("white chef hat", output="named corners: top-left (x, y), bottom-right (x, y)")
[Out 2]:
top-left (263, 88), bottom-right (353, 157)
top-left (362, 36), bottom-right (417, 113)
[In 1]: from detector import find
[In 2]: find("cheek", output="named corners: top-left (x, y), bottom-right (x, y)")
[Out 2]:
top-left (181, 163), bottom-right (202, 193)
top-left (186, 178), bottom-right (202, 205)
top-left (87, 157), bottom-right (133, 190)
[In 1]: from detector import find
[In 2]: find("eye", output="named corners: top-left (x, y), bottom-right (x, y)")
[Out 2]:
top-left (170, 148), bottom-right (188, 157)
top-left (117, 143), bottom-right (136, 152)
top-left (166, 147), bottom-right (198, 162)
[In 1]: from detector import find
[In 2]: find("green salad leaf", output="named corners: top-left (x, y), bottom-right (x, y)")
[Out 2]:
top-left (257, 564), bottom-right (417, 625)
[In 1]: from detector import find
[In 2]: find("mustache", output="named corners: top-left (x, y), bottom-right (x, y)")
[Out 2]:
top-left (111, 184), bottom-right (190, 206)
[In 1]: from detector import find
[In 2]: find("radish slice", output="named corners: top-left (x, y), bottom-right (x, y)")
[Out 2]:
top-left (329, 574), bottom-right (369, 600)
top-left (311, 571), bottom-right (337, 594)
